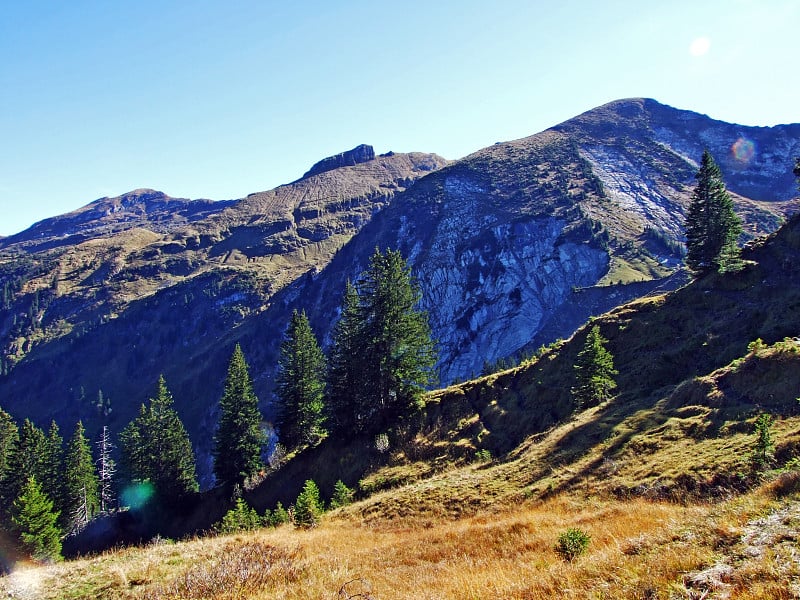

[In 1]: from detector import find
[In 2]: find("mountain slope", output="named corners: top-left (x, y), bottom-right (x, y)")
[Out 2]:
top-left (0, 100), bottom-right (797, 486)
top-left (0, 148), bottom-right (446, 479)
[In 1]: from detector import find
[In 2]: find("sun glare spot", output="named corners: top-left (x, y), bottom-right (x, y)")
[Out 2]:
top-left (731, 137), bottom-right (756, 163)
top-left (689, 37), bottom-right (711, 57)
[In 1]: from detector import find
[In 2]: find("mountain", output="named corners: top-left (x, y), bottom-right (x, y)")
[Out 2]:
top-left (0, 148), bottom-right (446, 477)
top-left (0, 99), bottom-right (797, 485)
top-left (64, 208), bottom-right (800, 553)
top-left (0, 189), bottom-right (235, 253)
top-left (298, 98), bottom-right (799, 382)
top-left (243, 209), bottom-right (800, 524)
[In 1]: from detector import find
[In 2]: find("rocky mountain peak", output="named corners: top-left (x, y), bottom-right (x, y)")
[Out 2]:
top-left (302, 144), bottom-right (376, 179)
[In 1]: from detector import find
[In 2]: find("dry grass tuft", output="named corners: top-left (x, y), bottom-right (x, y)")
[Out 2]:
top-left (139, 540), bottom-right (302, 600)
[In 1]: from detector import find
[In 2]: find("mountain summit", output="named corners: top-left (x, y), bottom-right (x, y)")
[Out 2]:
top-left (302, 144), bottom-right (377, 179)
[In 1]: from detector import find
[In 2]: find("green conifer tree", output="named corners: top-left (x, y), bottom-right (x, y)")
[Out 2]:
top-left (572, 324), bottom-right (618, 408)
top-left (276, 310), bottom-right (327, 448)
top-left (11, 476), bottom-right (62, 562)
top-left (2, 419), bottom-right (48, 510)
top-left (326, 281), bottom-right (365, 432)
top-left (213, 345), bottom-right (265, 488)
top-left (685, 150), bottom-right (743, 274)
top-left (119, 376), bottom-right (198, 502)
top-left (329, 479), bottom-right (354, 509)
top-left (752, 413), bottom-right (775, 471)
top-left (42, 421), bottom-right (64, 518)
top-left (216, 497), bottom-right (262, 534)
top-left (292, 479), bottom-right (323, 528)
top-left (267, 501), bottom-right (289, 526)
top-left (63, 421), bottom-right (100, 532)
top-left (0, 407), bottom-right (18, 493)
top-left (327, 249), bottom-right (437, 433)
top-left (360, 248), bottom-right (437, 422)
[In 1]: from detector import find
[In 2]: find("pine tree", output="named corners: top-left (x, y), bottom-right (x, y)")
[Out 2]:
top-left (41, 421), bottom-right (64, 518)
top-left (276, 310), bottom-right (326, 448)
top-left (0, 407), bottom-right (18, 491)
top-left (292, 479), bottom-right (323, 528)
top-left (11, 476), bottom-right (62, 562)
top-left (685, 150), bottom-right (743, 274)
top-left (119, 376), bottom-right (198, 503)
top-left (329, 479), bottom-right (354, 509)
top-left (213, 345), bottom-right (265, 488)
top-left (2, 419), bottom-right (48, 510)
top-left (752, 413), bottom-right (775, 471)
top-left (95, 425), bottom-right (116, 513)
top-left (63, 421), bottom-right (100, 532)
top-left (327, 249), bottom-right (437, 433)
top-left (216, 497), bottom-right (262, 534)
top-left (326, 281), bottom-right (366, 432)
top-left (572, 324), bottom-right (618, 408)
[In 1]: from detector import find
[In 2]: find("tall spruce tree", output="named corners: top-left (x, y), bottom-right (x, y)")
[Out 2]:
top-left (3, 419), bottom-right (48, 510)
top-left (63, 421), bottom-right (100, 532)
top-left (326, 281), bottom-right (365, 432)
top-left (327, 248), bottom-right (437, 433)
top-left (276, 310), bottom-right (326, 448)
top-left (119, 376), bottom-right (198, 502)
top-left (685, 150), bottom-right (743, 274)
top-left (0, 407), bottom-right (18, 493)
top-left (42, 421), bottom-right (64, 518)
top-left (572, 324), bottom-right (618, 408)
top-left (11, 476), bottom-right (62, 562)
top-left (213, 344), bottom-right (265, 488)
top-left (358, 248), bottom-right (437, 427)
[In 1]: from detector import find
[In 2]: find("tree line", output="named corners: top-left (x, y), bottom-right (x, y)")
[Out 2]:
top-left (0, 247), bottom-right (436, 561)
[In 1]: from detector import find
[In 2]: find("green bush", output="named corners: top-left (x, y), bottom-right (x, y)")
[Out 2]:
top-left (474, 448), bottom-right (492, 463)
top-left (265, 501), bottom-right (289, 526)
top-left (215, 497), bottom-right (262, 534)
top-left (329, 480), bottom-right (354, 509)
top-left (555, 527), bottom-right (591, 561)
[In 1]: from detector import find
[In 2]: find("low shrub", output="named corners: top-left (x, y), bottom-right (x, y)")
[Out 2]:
top-left (555, 527), bottom-right (591, 561)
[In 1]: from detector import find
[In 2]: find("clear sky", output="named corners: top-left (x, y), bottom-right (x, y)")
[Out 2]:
top-left (1, 0), bottom-right (797, 236)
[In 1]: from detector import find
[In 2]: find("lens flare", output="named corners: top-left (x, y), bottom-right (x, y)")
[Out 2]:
top-left (120, 481), bottom-right (155, 510)
top-left (731, 137), bottom-right (755, 163)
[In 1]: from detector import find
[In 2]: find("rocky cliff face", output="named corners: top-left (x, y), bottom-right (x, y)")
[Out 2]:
top-left (302, 144), bottom-right (377, 179)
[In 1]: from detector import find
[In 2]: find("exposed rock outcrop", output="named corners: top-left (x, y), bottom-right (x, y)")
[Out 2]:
top-left (302, 144), bottom-right (376, 179)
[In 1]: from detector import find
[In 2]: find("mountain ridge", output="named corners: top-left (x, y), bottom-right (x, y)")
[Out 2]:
top-left (0, 98), bottom-right (797, 487)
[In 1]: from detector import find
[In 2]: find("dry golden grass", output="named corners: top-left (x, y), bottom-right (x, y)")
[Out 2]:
top-left (5, 484), bottom-right (797, 600)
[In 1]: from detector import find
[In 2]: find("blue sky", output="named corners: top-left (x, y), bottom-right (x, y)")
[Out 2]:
top-left (1, 0), bottom-right (797, 236)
